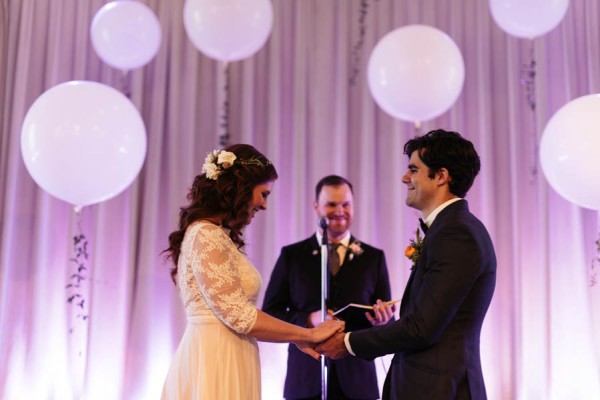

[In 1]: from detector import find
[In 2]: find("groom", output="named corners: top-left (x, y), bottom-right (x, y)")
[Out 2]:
top-left (316, 130), bottom-right (497, 400)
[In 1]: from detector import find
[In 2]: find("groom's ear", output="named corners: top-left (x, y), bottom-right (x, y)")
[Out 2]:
top-left (435, 168), bottom-right (451, 186)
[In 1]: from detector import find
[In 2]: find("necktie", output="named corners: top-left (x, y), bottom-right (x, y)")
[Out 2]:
top-left (419, 218), bottom-right (429, 234)
top-left (329, 243), bottom-right (342, 276)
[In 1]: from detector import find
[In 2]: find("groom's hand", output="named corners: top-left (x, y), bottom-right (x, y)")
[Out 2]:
top-left (315, 332), bottom-right (349, 360)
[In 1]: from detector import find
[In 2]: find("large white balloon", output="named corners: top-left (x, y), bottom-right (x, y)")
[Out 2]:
top-left (183, 0), bottom-right (273, 62)
top-left (540, 94), bottom-right (600, 210)
top-left (490, 0), bottom-right (569, 39)
top-left (367, 25), bottom-right (465, 123)
top-left (91, 1), bottom-right (161, 70)
top-left (21, 81), bottom-right (147, 207)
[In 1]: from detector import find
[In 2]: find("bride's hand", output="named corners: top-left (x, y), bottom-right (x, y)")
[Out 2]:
top-left (294, 341), bottom-right (321, 360)
top-left (310, 319), bottom-right (345, 343)
top-left (293, 320), bottom-right (345, 361)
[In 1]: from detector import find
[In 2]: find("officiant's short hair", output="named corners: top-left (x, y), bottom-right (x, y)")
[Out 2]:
top-left (315, 175), bottom-right (354, 200)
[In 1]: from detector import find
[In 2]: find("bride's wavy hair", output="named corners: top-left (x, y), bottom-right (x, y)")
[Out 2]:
top-left (164, 144), bottom-right (277, 284)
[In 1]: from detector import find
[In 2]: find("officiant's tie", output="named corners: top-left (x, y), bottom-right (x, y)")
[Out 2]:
top-left (329, 243), bottom-right (342, 276)
top-left (419, 218), bottom-right (429, 234)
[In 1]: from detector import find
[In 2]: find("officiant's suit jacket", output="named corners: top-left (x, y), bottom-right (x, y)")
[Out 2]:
top-left (263, 234), bottom-right (392, 399)
top-left (349, 200), bottom-right (496, 400)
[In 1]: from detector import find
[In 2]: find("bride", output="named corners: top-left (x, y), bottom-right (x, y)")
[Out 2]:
top-left (161, 144), bottom-right (343, 399)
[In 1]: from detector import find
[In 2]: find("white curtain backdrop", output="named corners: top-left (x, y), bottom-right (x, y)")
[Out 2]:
top-left (1, 1), bottom-right (599, 399)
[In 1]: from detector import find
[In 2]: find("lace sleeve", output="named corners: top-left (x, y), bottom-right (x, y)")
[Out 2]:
top-left (189, 224), bottom-right (258, 334)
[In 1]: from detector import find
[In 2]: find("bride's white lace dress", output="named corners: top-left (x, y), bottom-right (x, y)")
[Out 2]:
top-left (161, 221), bottom-right (262, 399)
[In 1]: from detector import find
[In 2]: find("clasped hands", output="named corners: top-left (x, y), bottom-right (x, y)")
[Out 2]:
top-left (298, 300), bottom-right (395, 361)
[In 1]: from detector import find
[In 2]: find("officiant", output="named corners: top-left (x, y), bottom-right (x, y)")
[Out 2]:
top-left (262, 175), bottom-right (395, 399)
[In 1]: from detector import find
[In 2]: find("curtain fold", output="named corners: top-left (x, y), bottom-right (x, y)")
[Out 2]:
top-left (1, 1), bottom-right (599, 399)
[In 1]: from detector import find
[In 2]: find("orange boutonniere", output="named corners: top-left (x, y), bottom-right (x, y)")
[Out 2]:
top-left (405, 228), bottom-right (424, 270)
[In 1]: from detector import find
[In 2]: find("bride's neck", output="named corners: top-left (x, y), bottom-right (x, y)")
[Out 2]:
top-left (201, 216), bottom-right (222, 226)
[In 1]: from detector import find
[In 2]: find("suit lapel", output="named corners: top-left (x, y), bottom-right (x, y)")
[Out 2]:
top-left (342, 235), bottom-right (356, 265)
top-left (400, 220), bottom-right (432, 315)
top-left (400, 268), bottom-right (416, 316)
top-left (307, 235), bottom-right (323, 271)
top-left (399, 200), bottom-right (469, 316)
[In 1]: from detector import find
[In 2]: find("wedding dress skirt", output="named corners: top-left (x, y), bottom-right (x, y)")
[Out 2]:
top-left (161, 311), bottom-right (261, 400)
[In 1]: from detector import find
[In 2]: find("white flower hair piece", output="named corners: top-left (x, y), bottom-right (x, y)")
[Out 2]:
top-left (201, 149), bottom-right (271, 180)
top-left (202, 150), bottom-right (237, 180)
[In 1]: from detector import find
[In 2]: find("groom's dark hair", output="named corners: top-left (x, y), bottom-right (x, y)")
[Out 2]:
top-left (404, 129), bottom-right (480, 198)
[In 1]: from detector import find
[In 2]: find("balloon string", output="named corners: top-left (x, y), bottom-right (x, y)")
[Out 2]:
top-left (520, 40), bottom-right (538, 181)
top-left (119, 69), bottom-right (132, 98)
top-left (66, 207), bottom-right (89, 335)
top-left (219, 61), bottom-right (230, 148)
top-left (414, 120), bottom-right (422, 136)
top-left (521, 42), bottom-right (536, 112)
top-left (591, 228), bottom-right (599, 287)
top-left (348, 0), bottom-right (371, 86)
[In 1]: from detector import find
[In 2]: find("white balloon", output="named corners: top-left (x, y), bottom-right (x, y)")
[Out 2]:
top-left (367, 25), bottom-right (465, 123)
top-left (490, 0), bottom-right (569, 39)
top-left (91, 1), bottom-right (161, 70)
top-left (183, 0), bottom-right (273, 62)
top-left (21, 81), bottom-right (147, 207)
top-left (540, 94), bottom-right (600, 210)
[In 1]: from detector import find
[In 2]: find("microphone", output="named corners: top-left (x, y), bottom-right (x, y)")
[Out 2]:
top-left (318, 217), bottom-right (328, 230)
top-left (318, 217), bottom-right (329, 246)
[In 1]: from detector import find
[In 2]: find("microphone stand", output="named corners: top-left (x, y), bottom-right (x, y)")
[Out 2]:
top-left (319, 218), bottom-right (329, 400)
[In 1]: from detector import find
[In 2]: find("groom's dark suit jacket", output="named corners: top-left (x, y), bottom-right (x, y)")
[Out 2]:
top-left (349, 200), bottom-right (496, 400)
top-left (263, 234), bottom-right (392, 399)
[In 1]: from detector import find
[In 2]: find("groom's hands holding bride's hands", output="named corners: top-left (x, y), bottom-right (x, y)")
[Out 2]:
top-left (295, 319), bottom-right (345, 360)
top-left (314, 299), bottom-right (394, 359)
top-left (315, 332), bottom-right (349, 360)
